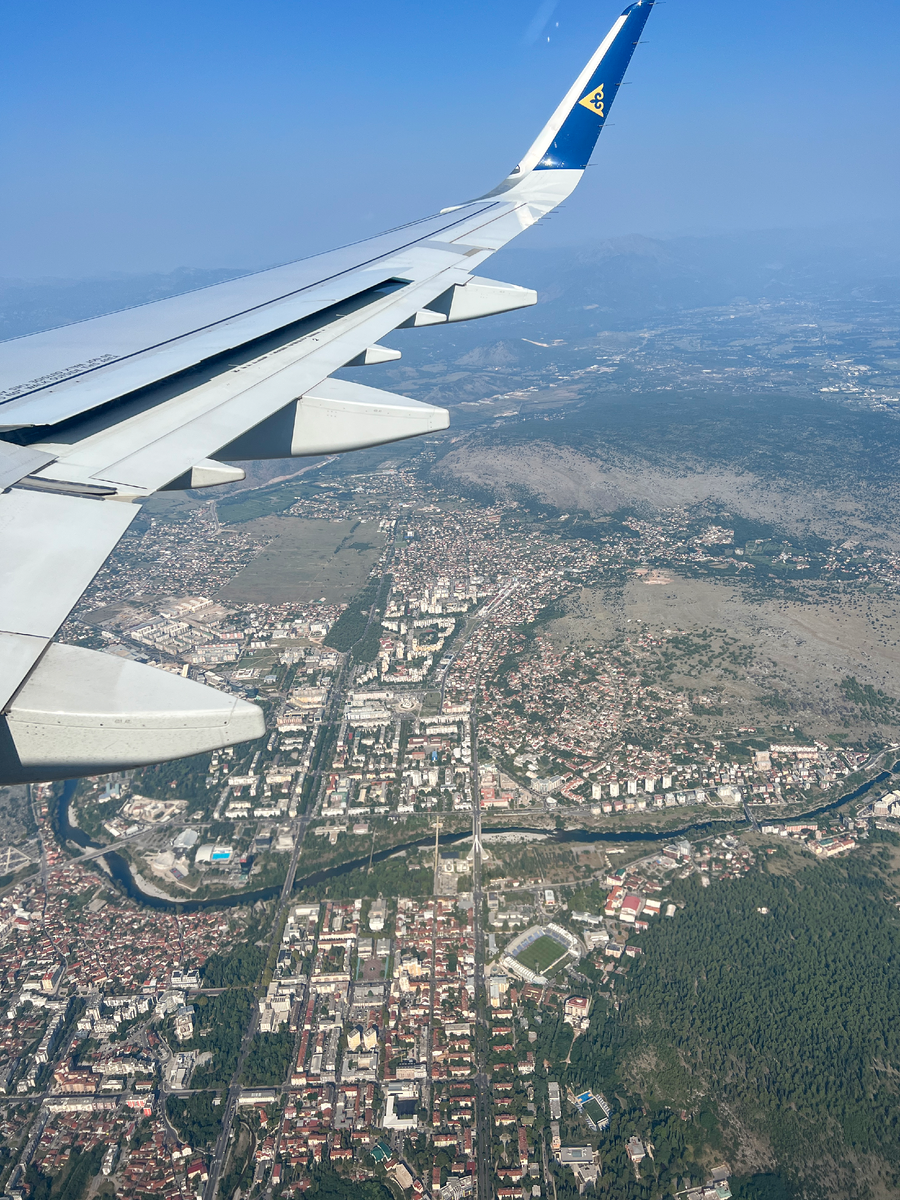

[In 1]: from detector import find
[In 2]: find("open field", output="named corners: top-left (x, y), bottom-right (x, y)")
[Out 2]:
top-left (514, 933), bottom-right (569, 976)
top-left (217, 517), bottom-right (385, 604)
top-left (544, 574), bottom-right (900, 741)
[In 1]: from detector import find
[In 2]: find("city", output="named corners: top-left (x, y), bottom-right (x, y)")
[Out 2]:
top-left (1, 0), bottom-right (898, 1194)
top-left (0, 439), bottom-right (896, 1199)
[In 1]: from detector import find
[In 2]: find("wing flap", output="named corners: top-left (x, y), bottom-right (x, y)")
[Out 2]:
top-left (0, 441), bottom-right (57, 489)
top-left (28, 264), bottom-right (476, 495)
top-left (0, 633), bottom-right (48, 712)
top-left (0, 642), bottom-right (266, 783)
top-left (220, 378), bottom-right (448, 459)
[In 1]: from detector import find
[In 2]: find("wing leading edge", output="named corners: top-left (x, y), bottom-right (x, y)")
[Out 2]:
top-left (0, 0), bottom-right (655, 784)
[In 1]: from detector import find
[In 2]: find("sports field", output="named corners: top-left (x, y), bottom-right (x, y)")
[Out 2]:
top-left (581, 1097), bottom-right (608, 1125)
top-left (514, 934), bottom-right (568, 976)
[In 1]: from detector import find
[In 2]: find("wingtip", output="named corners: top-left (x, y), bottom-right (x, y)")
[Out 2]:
top-left (478, 0), bottom-right (655, 200)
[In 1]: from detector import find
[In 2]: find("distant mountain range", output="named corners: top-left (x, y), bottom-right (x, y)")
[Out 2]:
top-left (2, 222), bottom-right (898, 343)
top-left (488, 221), bottom-right (900, 328)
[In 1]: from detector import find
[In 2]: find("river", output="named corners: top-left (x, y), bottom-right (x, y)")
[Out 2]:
top-left (55, 762), bottom-right (900, 913)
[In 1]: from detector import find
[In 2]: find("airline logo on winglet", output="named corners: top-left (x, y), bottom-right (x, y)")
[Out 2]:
top-left (578, 84), bottom-right (605, 117)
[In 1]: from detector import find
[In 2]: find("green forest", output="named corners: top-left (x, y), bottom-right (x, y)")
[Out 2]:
top-left (202, 926), bottom-right (267, 987)
top-left (183, 991), bottom-right (254, 1089)
top-left (242, 1031), bottom-right (295, 1087)
top-left (294, 855), bottom-right (433, 902)
top-left (325, 575), bottom-right (391, 660)
top-left (129, 751), bottom-right (212, 804)
top-left (840, 676), bottom-right (900, 720)
top-left (24, 1147), bottom-right (105, 1200)
top-left (307, 1167), bottom-right (394, 1200)
top-left (506, 836), bottom-right (900, 1198)
top-left (166, 1093), bottom-right (223, 1150)
top-left (611, 836), bottom-right (900, 1196)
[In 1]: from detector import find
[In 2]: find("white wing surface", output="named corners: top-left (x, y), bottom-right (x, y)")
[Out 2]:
top-left (0, 0), bottom-right (654, 783)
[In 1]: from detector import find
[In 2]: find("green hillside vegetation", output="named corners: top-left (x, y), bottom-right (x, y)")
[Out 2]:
top-left (614, 835), bottom-right (900, 1195)
top-left (507, 836), bottom-right (900, 1197)
top-left (440, 390), bottom-right (900, 526)
top-left (514, 997), bottom-right (719, 1197)
top-left (840, 676), bottom-right (899, 717)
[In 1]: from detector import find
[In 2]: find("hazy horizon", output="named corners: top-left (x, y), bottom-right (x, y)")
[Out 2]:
top-left (2, 216), bottom-right (899, 290)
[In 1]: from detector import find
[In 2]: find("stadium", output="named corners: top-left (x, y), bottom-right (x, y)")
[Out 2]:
top-left (501, 923), bottom-right (584, 985)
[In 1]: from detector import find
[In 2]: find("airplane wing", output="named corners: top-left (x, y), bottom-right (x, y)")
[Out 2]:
top-left (0, 0), bottom-right (655, 784)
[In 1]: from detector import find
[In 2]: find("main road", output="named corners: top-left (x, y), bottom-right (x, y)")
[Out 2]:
top-left (469, 713), bottom-right (493, 1200)
top-left (203, 655), bottom-right (351, 1199)
top-left (441, 585), bottom-right (523, 1200)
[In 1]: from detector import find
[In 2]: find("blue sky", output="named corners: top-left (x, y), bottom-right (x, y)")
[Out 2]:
top-left (2, 0), bottom-right (898, 277)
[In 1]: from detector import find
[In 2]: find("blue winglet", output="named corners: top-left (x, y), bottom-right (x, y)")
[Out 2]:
top-left (535, 0), bottom-right (654, 172)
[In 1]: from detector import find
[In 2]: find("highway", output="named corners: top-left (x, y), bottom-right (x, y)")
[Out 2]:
top-left (742, 793), bottom-right (760, 832)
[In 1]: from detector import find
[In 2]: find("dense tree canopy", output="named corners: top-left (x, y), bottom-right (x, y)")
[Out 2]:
top-left (617, 838), bottom-right (900, 1191)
